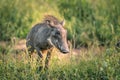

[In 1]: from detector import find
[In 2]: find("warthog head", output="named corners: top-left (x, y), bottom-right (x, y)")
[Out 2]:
top-left (45, 15), bottom-right (69, 53)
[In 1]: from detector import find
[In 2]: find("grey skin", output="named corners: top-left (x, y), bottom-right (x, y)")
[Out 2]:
top-left (26, 21), bottom-right (69, 69)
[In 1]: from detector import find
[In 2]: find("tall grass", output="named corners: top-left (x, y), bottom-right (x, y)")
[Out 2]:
top-left (0, 46), bottom-right (120, 80)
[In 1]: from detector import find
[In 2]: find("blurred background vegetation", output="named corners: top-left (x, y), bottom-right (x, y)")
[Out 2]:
top-left (0, 0), bottom-right (120, 80)
top-left (0, 0), bottom-right (120, 47)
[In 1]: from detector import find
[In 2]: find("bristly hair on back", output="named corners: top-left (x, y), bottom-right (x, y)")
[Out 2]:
top-left (43, 15), bottom-right (60, 26)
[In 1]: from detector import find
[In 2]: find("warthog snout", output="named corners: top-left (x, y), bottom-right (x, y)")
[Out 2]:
top-left (59, 39), bottom-right (69, 54)
top-left (49, 20), bottom-right (69, 54)
top-left (61, 48), bottom-right (69, 53)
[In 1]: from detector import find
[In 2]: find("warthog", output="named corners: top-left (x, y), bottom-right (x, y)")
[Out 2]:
top-left (26, 15), bottom-right (69, 69)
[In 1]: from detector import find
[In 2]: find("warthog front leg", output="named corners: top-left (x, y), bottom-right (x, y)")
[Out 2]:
top-left (35, 47), bottom-right (43, 58)
top-left (35, 47), bottom-right (44, 71)
top-left (45, 49), bottom-right (52, 69)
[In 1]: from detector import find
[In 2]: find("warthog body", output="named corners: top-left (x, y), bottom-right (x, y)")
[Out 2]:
top-left (26, 15), bottom-right (69, 69)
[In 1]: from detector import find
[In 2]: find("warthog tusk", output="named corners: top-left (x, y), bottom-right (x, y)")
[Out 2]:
top-left (47, 38), bottom-right (54, 47)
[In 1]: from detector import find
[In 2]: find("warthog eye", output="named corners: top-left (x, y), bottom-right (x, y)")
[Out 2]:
top-left (53, 31), bottom-right (61, 39)
top-left (56, 31), bottom-right (60, 35)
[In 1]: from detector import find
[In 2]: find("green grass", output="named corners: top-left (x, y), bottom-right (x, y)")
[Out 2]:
top-left (0, 46), bottom-right (120, 80)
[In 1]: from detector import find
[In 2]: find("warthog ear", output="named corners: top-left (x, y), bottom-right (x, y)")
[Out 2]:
top-left (60, 20), bottom-right (65, 26)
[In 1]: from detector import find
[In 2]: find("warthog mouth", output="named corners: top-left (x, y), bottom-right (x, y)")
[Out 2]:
top-left (61, 50), bottom-right (69, 54)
